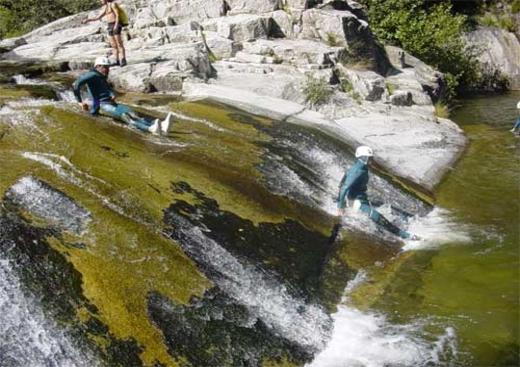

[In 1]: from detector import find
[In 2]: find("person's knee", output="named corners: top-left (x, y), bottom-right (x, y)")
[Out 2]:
top-left (100, 103), bottom-right (116, 116)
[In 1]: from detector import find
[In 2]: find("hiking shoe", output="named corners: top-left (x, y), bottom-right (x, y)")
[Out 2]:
top-left (148, 119), bottom-right (162, 135)
top-left (161, 112), bottom-right (173, 133)
top-left (120, 58), bottom-right (127, 67)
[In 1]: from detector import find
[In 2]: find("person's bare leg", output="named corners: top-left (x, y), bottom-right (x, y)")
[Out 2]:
top-left (108, 36), bottom-right (119, 64)
top-left (114, 34), bottom-right (126, 66)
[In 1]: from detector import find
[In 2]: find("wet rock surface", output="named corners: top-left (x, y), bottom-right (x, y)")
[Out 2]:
top-left (0, 205), bottom-right (143, 367)
top-left (148, 289), bottom-right (310, 367)
top-left (165, 181), bottom-right (333, 297)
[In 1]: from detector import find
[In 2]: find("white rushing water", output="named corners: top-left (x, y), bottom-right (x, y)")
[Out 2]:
top-left (171, 215), bottom-right (332, 351)
top-left (20, 151), bottom-right (133, 221)
top-left (6, 176), bottom-right (91, 235)
top-left (0, 258), bottom-right (97, 367)
top-left (402, 207), bottom-right (472, 250)
top-left (11, 74), bottom-right (52, 86)
top-left (308, 273), bottom-right (458, 367)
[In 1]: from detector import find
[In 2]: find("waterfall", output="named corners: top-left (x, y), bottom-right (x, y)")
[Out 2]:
top-left (0, 258), bottom-right (97, 367)
top-left (169, 214), bottom-right (333, 352)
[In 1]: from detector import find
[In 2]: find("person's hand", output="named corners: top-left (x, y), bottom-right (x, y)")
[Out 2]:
top-left (79, 102), bottom-right (89, 111)
top-left (81, 18), bottom-right (89, 24)
top-left (337, 208), bottom-right (346, 216)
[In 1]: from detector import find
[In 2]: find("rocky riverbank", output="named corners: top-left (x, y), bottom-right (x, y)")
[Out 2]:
top-left (0, 0), bottom-right (471, 194)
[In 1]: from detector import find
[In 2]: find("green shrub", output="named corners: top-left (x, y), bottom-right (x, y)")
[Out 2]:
top-left (478, 13), bottom-right (516, 32)
top-left (340, 78), bottom-right (353, 93)
top-left (513, 0), bottom-right (520, 14)
top-left (0, 0), bottom-right (98, 39)
top-left (385, 82), bottom-right (397, 95)
top-left (434, 102), bottom-right (450, 118)
top-left (303, 76), bottom-right (333, 107)
top-left (497, 16), bottom-right (516, 32)
top-left (326, 32), bottom-right (339, 47)
top-left (358, 0), bottom-right (480, 102)
top-left (478, 13), bottom-right (499, 28)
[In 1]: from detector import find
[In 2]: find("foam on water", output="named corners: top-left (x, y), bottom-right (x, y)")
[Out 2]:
top-left (167, 110), bottom-right (227, 132)
top-left (262, 159), bottom-right (315, 199)
top-left (57, 90), bottom-right (77, 103)
top-left (21, 152), bottom-right (131, 221)
top-left (0, 258), bottom-right (97, 367)
top-left (6, 176), bottom-right (91, 235)
top-left (402, 207), bottom-right (472, 251)
top-left (308, 274), bottom-right (459, 367)
top-left (0, 101), bottom-right (42, 127)
top-left (170, 214), bottom-right (332, 351)
top-left (11, 75), bottom-right (53, 86)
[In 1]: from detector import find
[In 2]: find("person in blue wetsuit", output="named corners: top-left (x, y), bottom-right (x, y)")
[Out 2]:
top-left (510, 101), bottom-right (520, 135)
top-left (73, 56), bottom-right (172, 135)
top-left (337, 145), bottom-right (419, 241)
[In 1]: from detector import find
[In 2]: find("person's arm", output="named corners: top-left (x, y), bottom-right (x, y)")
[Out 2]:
top-left (338, 172), bottom-right (347, 189)
top-left (72, 73), bottom-right (92, 110)
top-left (337, 167), bottom-right (362, 210)
top-left (82, 6), bottom-right (106, 24)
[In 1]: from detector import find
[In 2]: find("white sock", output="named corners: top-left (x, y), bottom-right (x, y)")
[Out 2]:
top-left (161, 112), bottom-right (173, 133)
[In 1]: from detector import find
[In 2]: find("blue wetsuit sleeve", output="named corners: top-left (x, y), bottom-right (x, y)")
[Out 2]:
top-left (72, 73), bottom-right (92, 103)
top-left (337, 167), bottom-right (362, 209)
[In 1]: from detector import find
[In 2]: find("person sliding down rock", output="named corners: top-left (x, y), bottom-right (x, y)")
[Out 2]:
top-left (73, 57), bottom-right (173, 135)
top-left (337, 145), bottom-right (420, 241)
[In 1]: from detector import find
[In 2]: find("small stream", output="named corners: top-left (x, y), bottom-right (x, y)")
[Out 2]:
top-left (0, 71), bottom-right (518, 366)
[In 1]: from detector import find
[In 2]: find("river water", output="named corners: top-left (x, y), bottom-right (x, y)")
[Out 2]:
top-left (300, 92), bottom-right (520, 367)
top-left (0, 73), bottom-right (518, 366)
top-left (429, 92), bottom-right (519, 365)
top-left (341, 92), bottom-right (520, 366)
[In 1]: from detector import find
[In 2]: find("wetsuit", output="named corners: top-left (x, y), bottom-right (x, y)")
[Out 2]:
top-left (337, 159), bottom-right (411, 239)
top-left (72, 69), bottom-right (153, 131)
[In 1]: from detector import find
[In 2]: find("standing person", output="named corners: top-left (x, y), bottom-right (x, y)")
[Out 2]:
top-left (82, 0), bottom-right (128, 66)
top-left (510, 101), bottom-right (520, 135)
top-left (73, 57), bottom-right (173, 135)
top-left (337, 146), bottom-right (419, 241)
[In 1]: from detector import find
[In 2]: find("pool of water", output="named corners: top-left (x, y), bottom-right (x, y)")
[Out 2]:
top-left (372, 92), bottom-right (520, 366)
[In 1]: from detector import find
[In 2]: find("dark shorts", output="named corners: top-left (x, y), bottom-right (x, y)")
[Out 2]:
top-left (107, 22), bottom-right (123, 36)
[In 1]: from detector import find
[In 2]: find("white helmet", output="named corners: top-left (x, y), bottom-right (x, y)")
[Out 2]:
top-left (355, 145), bottom-right (373, 158)
top-left (94, 56), bottom-right (112, 67)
